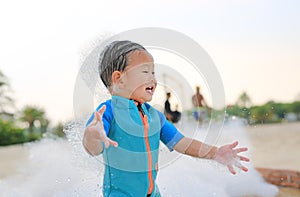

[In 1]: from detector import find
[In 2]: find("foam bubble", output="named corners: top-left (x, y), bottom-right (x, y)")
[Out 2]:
top-left (0, 118), bottom-right (278, 196)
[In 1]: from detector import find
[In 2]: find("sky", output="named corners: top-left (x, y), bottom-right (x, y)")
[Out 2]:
top-left (0, 0), bottom-right (299, 124)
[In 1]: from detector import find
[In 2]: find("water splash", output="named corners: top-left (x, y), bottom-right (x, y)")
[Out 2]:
top-left (157, 118), bottom-right (278, 197)
top-left (0, 118), bottom-right (278, 197)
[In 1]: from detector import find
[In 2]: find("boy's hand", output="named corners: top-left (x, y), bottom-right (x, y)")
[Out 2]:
top-left (89, 105), bottom-right (118, 148)
top-left (213, 141), bottom-right (249, 175)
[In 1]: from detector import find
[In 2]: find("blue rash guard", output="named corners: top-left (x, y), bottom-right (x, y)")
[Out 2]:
top-left (86, 96), bottom-right (184, 197)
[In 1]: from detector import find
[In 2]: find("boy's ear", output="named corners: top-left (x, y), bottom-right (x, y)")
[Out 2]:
top-left (111, 71), bottom-right (123, 86)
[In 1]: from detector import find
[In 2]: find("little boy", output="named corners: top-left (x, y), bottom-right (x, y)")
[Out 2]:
top-left (83, 40), bottom-right (249, 197)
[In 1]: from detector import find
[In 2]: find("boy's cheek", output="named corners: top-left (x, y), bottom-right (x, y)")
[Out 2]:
top-left (130, 79), bottom-right (147, 87)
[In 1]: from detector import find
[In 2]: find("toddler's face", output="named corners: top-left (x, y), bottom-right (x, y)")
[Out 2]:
top-left (120, 50), bottom-right (157, 103)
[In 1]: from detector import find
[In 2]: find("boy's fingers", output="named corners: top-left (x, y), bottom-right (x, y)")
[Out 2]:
top-left (108, 139), bottom-right (118, 147)
top-left (236, 164), bottom-right (248, 172)
top-left (103, 138), bottom-right (118, 148)
top-left (229, 141), bottom-right (238, 149)
top-left (234, 160), bottom-right (249, 172)
top-left (238, 155), bottom-right (250, 162)
top-left (234, 147), bottom-right (248, 154)
top-left (227, 165), bottom-right (236, 175)
top-left (103, 140), bottom-right (110, 148)
top-left (98, 105), bottom-right (106, 115)
top-left (94, 111), bottom-right (102, 122)
top-left (94, 105), bottom-right (106, 122)
top-left (241, 165), bottom-right (248, 172)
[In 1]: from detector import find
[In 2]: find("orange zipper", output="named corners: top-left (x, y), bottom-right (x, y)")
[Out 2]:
top-left (138, 109), bottom-right (154, 195)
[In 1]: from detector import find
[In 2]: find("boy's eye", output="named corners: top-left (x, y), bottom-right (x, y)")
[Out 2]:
top-left (142, 71), bottom-right (155, 77)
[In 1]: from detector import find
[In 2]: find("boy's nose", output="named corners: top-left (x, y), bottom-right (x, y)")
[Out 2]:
top-left (151, 76), bottom-right (157, 84)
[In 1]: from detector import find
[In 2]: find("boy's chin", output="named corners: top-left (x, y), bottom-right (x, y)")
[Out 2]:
top-left (132, 97), bottom-right (152, 103)
top-left (144, 95), bottom-right (154, 102)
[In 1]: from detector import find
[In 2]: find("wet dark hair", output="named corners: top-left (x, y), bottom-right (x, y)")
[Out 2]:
top-left (98, 40), bottom-right (149, 88)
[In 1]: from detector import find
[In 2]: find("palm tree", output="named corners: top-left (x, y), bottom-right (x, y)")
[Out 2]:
top-left (52, 122), bottom-right (65, 138)
top-left (19, 106), bottom-right (49, 133)
top-left (0, 70), bottom-right (14, 119)
top-left (236, 92), bottom-right (252, 108)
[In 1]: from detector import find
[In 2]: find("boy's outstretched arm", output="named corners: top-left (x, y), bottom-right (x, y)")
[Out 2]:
top-left (82, 105), bottom-right (118, 156)
top-left (173, 137), bottom-right (249, 174)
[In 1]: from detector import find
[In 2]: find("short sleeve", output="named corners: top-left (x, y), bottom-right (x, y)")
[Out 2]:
top-left (158, 111), bottom-right (184, 151)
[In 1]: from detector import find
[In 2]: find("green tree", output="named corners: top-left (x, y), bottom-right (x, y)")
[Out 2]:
top-left (0, 119), bottom-right (26, 146)
top-left (290, 101), bottom-right (300, 114)
top-left (250, 106), bottom-right (271, 124)
top-left (19, 106), bottom-right (49, 133)
top-left (236, 91), bottom-right (252, 108)
top-left (265, 101), bottom-right (290, 120)
top-left (52, 122), bottom-right (66, 138)
top-left (0, 70), bottom-right (14, 119)
top-left (226, 104), bottom-right (250, 122)
top-left (290, 101), bottom-right (300, 120)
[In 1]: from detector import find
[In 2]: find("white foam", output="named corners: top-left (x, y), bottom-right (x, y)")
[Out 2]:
top-left (0, 119), bottom-right (278, 196)
top-left (157, 118), bottom-right (278, 197)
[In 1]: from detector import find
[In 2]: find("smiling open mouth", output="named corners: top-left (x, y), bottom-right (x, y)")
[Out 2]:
top-left (145, 86), bottom-right (155, 95)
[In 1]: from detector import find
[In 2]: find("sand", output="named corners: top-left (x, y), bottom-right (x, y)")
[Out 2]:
top-left (246, 122), bottom-right (300, 197)
top-left (0, 144), bottom-right (30, 179)
top-left (245, 122), bottom-right (300, 171)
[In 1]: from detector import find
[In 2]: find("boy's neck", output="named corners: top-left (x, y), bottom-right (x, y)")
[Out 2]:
top-left (111, 94), bottom-right (146, 104)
